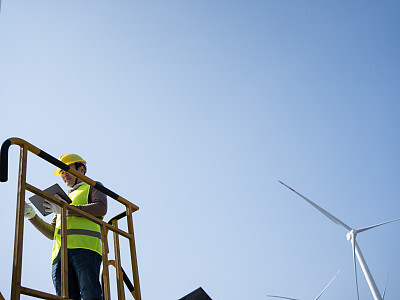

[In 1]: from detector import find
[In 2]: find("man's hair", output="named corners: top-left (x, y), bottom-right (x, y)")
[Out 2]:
top-left (74, 162), bottom-right (87, 174)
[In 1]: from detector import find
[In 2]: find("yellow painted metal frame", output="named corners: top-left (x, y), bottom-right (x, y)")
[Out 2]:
top-left (101, 260), bottom-right (136, 299)
top-left (0, 138), bottom-right (141, 300)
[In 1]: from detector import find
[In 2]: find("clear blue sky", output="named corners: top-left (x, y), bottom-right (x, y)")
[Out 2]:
top-left (1, 1), bottom-right (400, 299)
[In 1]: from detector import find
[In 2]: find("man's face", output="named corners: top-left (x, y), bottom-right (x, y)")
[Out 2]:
top-left (60, 164), bottom-right (84, 187)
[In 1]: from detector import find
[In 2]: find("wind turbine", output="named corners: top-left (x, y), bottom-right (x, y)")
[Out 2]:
top-left (279, 181), bottom-right (400, 300)
top-left (267, 269), bottom-right (341, 300)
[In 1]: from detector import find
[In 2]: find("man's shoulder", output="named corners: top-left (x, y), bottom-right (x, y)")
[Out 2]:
top-left (90, 182), bottom-right (107, 198)
top-left (91, 181), bottom-right (105, 191)
top-left (85, 181), bottom-right (103, 190)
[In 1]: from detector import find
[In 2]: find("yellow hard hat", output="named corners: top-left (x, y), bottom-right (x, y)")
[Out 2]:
top-left (54, 154), bottom-right (87, 176)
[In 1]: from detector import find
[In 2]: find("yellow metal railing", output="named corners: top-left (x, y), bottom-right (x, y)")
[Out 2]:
top-left (0, 137), bottom-right (141, 300)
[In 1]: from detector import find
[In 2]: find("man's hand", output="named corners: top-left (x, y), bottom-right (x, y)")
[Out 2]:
top-left (43, 194), bottom-right (65, 215)
top-left (54, 194), bottom-right (64, 202)
top-left (24, 202), bottom-right (36, 219)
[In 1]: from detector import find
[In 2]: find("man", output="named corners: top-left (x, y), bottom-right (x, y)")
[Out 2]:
top-left (24, 154), bottom-right (107, 299)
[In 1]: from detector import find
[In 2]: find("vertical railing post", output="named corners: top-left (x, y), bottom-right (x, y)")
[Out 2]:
top-left (126, 206), bottom-right (141, 300)
top-left (60, 205), bottom-right (68, 298)
top-left (101, 225), bottom-right (111, 300)
top-left (10, 145), bottom-right (28, 300)
top-left (112, 220), bottom-right (125, 300)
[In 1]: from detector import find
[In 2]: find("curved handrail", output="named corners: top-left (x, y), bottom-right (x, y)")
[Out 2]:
top-left (0, 137), bottom-right (138, 211)
top-left (108, 211), bottom-right (127, 225)
top-left (0, 139), bottom-right (11, 182)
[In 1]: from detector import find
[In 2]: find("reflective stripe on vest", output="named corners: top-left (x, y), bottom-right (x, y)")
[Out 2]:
top-left (51, 184), bottom-right (103, 263)
top-left (57, 228), bottom-right (102, 239)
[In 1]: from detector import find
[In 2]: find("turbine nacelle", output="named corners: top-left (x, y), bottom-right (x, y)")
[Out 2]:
top-left (346, 229), bottom-right (357, 241)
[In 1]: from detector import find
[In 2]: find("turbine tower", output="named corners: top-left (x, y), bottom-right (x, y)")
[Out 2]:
top-left (279, 181), bottom-right (400, 300)
top-left (267, 269), bottom-right (341, 300)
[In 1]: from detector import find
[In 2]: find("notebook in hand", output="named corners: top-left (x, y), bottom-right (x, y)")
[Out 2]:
top-left (29, 183), bottom-right (71, 216)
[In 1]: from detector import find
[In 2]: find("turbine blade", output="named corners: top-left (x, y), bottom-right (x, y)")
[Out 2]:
top-left (357, 217), bottom-right (400, 233)
top-left (351, 238), bottom-right (360, 300)
top-left (314, 268), bottom-right (341, 300)
top-left (266, 295), bottom-right (302, 300)
top-left (382, 270), bottom-right (389, 299)
top-left (279, 181), bottom-right (351, 231)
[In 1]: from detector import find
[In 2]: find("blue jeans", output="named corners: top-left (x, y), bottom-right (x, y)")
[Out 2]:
top-left (52, 249), bottom-right (103, 300)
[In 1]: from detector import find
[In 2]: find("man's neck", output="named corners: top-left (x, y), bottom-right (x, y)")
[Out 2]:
top-left (68, 181), bottom-right (86, 193)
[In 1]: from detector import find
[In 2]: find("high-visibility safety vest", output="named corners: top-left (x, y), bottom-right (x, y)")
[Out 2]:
top-left (51, 183), bottom-right (102, 263)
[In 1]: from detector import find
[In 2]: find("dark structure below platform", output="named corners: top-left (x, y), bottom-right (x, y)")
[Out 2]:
top-left (179, 287), bottom-right (212, 300)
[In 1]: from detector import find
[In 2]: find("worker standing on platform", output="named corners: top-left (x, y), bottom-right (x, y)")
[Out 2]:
top-left (24, 154), bottom-right (107, 300)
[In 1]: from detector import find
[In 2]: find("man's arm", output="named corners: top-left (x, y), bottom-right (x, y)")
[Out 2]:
top-left (68, 183), bottom-right (107, 217)
top-left (29, 215), bottom-right (56, 240)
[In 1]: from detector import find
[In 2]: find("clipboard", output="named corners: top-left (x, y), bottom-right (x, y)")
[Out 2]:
top-left (29, 183), bottom-right (71, 216)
